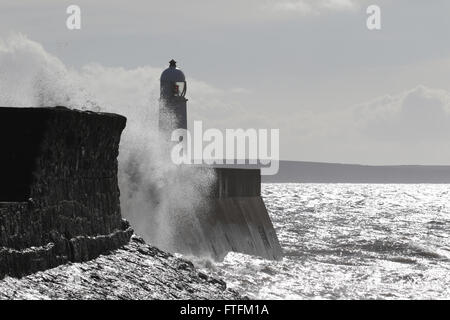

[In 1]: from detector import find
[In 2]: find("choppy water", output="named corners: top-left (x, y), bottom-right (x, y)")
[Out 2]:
top-left (199, 184), bottom-right (450, 299)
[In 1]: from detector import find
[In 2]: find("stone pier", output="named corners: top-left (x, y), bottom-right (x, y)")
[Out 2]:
top-left (0, 107), bottom-right (132, 279)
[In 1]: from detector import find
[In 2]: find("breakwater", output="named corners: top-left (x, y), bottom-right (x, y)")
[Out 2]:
top-left (0, 107), bottom-right (132, 278)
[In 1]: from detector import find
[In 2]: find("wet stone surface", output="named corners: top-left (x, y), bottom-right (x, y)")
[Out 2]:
top-left (0, 236), bottom-right (241, 300)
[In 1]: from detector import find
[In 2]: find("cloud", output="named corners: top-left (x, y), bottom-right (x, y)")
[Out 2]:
top-left (230, 87), bottom-right (251, 94)
top-left (288, 85), bottom-right (450, 144)
top-left (356, 86), bottom-right (450, 141)
top-left (276, 85), bottom-right (450, 164)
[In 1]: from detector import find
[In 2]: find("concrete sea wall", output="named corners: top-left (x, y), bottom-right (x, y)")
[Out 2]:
top-left (175, 167), bottom-right (283, 261)
top-left (0, 107), bottom-right (132, 279)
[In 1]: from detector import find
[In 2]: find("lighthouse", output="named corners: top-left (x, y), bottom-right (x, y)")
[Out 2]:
top-left (159, 59), bottom-right (187, 133)
top-left (154, 59), bottom-right (282, 261)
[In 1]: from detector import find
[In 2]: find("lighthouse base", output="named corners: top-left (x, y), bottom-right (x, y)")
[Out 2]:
top-left (172, 167), bottom-right (283, 261)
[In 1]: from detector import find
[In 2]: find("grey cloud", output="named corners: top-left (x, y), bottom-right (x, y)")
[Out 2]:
top-left (358, 86), bottom-right (450, 141)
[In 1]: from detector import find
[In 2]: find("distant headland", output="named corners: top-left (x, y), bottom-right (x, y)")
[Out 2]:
top-left (262, 161), bottom-right (450, 184)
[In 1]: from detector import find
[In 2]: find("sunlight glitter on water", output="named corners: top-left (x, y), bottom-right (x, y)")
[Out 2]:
top-left (199, 184), bottom-right (450, 299)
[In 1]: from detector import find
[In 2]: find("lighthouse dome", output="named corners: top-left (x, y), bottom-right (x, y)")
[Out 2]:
top-left (161, 59), bottom-right (185, 82)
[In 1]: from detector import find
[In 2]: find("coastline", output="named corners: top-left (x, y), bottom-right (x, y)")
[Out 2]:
top-left (0, 235), bottom-right (241, 300)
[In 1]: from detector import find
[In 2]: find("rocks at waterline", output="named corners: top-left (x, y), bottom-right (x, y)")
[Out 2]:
top-left (0, 235), bottom-right (241, 300)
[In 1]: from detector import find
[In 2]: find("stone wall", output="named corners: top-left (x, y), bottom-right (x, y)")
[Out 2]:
top-left (0, 107), bottom-right (132, 279)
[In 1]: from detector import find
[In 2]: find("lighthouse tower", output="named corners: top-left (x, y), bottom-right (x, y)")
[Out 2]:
top-left (159, 59), bottom-right (187, 133)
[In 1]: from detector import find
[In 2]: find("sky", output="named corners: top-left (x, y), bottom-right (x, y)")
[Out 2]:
top-left (1, 0), bottom-right (450, 165)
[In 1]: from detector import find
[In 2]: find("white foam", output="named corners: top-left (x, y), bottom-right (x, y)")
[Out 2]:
top-left (0, 34), bottom-right (215, 253)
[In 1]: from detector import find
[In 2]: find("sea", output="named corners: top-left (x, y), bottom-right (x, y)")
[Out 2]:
top-left (198, 183), bottom-right (450, 299)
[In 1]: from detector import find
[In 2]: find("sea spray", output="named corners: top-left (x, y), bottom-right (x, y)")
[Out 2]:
top-left (0, 33), bottom-right (216, 255)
